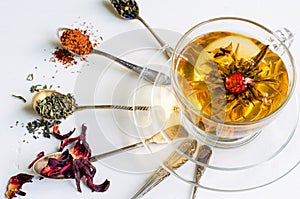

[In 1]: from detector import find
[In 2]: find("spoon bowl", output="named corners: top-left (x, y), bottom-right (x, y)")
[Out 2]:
top-left (32, 152), bottom-right (63, 179)
top-left (32, 89), bottom-right (62, 111)
top-left (109, 0), bottom-right (139, 20)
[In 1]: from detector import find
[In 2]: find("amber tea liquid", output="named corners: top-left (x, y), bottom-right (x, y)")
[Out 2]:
top-left (175, 31), bottom-right (289, 124)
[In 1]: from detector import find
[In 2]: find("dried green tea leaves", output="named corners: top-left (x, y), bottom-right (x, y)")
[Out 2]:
top-left (35, 93), bottom-right (77, 119)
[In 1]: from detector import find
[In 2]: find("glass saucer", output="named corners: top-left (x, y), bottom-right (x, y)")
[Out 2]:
top-left (73, 28), bottom-right (300, 191)
top-left (131, 47), bottom-right (300, 191)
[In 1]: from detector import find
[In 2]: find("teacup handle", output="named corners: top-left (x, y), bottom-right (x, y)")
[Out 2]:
top-left (268, 28), bottom-right (293, 54)
top-left (275, 28), bottom-right (294, 48)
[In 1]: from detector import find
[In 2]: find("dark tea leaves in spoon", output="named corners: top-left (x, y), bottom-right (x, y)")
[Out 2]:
top-left (111, 0), bottom-right (139, 19)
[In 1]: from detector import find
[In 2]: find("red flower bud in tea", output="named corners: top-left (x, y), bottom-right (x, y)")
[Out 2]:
top-left (225, 72), bottom-right (248, 94)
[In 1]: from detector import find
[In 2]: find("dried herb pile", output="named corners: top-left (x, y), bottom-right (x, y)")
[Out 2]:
top-left (111, 0), bottom-right (139, 19)
top-left (26, 119), bottom-right (61, 139)
top-left (60, 29), bottom-right (93, 56)
top-left (35, 93), bottom-right (77, 120)
top-left (53, 48), bottom-right (78, 66)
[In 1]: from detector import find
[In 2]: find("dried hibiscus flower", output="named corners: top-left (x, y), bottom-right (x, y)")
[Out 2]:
top-left (5, 173), bottom-right (34, 199)
top-left (40, 124), bottom-right (110, 193)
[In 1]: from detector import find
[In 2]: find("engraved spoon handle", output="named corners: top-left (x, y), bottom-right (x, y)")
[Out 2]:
top-left (75, 105), bottom-right (150, 112)
top-left (130, 167), bottom-right (170, 199)
top-left (191, 145), bottom-right (212, 199)
top-left (131, 139), bottom-right (197, 199)
top-left (137, 16), bottom-right (174, 58)
top-left (92, 49), bottom-right (171, 85)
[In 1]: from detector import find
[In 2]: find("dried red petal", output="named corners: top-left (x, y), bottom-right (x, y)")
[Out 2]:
top-left (86, 178), bottom-right (110, 192)
top-left (53, 124), bottom-right (59, 134)
top-left (72, 158), bottom-right (110, 192)
top-left (5, 173), bottom-right (33, 199)
top-left (53, 125), bottom-right (76, 140)
top-left (60, 136), bottom-right (80, 151)
top-left (225, 72), bottom-right (248, 94)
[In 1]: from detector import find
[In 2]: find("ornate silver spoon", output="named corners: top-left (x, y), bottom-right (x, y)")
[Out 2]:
top-left (109, 0), bottom-right (173, 57)
top-left (57, 27), bottom-right (171, 85)
top-left (32, 125), bottom-right (189, 179)
top-left (32, 90), bottom-right (150, 120)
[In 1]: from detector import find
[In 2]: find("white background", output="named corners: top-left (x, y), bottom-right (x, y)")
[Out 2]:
top-left (0, 0), bottom-right (299, 198)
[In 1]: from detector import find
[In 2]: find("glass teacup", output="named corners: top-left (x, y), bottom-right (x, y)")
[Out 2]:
top-left (170, 17), bottom-right (296, 148)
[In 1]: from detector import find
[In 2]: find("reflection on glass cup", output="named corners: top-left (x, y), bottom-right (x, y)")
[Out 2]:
top-left (170, 17), bottom-right (295, 147)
